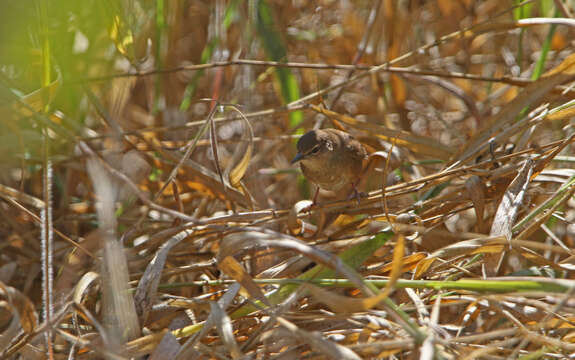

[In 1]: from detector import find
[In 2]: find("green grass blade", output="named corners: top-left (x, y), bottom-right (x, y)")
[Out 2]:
top-left (256, 0), bottom-right (302, 127)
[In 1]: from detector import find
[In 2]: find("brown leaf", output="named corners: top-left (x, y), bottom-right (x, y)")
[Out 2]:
top-left (218, 255), bottom-right (270, 307)
top-left (276, 317), bottom-right (362, 360)
top-left (414, 236), bottom-right (507, 278)
top-left (377, 252), bottom-right (427, 274)
top-left (487, 159), bottom-right (534, 277)
top-left (465, 175), bottom-right (486, 233)
top-left (0, 282), bottom-right (37, 352)
top-left (489, 159), bottom-right (534, 241)
top-left (226, 106), bottom-right (255, 190)
top-left (135, 229), bottom-right (193, 322)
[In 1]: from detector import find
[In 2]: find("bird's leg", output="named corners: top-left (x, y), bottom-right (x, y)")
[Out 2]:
top-left (299, 187), bottom-right (321, 214)
top-left (312, 186), bottom-right (320, 206)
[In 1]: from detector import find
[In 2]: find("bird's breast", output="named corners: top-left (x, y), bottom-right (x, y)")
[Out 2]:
top-left (300, 152), bottom-right (361, 191)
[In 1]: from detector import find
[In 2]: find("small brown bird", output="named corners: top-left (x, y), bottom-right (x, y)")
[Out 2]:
top-left (291, 128), bottom-right (367, 201)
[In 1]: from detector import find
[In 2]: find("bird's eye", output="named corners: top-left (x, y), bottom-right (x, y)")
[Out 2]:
top-left (310, 146), bottom-right (320, 154)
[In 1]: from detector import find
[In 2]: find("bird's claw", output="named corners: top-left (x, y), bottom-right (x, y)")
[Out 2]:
top-left (347, 185), bottom-right (367, 205)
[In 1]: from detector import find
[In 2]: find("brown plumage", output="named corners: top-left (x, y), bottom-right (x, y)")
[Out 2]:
top-left (291, 129), bottom-right (367, 194)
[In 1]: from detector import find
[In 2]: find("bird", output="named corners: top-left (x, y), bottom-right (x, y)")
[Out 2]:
top-left (291, 128), bottom-right (367, 203)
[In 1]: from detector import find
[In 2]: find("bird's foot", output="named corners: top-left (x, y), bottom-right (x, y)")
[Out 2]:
top-left (347, 183), bottom-right (367, 205)
top-left (301, 203), bottom-right (316, 214)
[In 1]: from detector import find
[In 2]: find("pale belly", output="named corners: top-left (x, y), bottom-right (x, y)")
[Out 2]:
top-left (300, 155), bottom-right (362, 191)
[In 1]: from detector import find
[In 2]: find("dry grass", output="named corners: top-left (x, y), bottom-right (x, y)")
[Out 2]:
top-left (2, 0), bottom-right (575, 359)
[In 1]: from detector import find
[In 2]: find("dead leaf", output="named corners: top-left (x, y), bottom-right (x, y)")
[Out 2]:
top-left (226, 106), bottom-right (255, 190)
top-left (465, 175), bottom-right (486, 233)
top-left (489, 159), bottom-right (534, 241)
top-left (135, 228), bottom-right (193, 322)
top-left (276, 316), bottom-right (362, 360)
top-left (0, 282), bottom-right (37, 353)
top-left (218, 255), bottom-right (270, 307)
top-left (484, 159), bottom-right (534, 276)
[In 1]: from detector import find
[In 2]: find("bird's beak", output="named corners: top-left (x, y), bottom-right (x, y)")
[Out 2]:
top-left (291, 152), bottom-right (304, 164)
